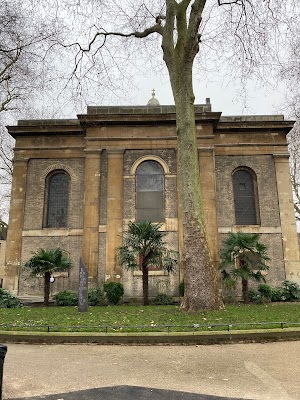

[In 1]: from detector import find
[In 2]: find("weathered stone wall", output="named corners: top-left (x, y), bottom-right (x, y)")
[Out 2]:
top-left (219, 232), bottom-right (285, 288)
top-left (123, 149), bottom-right (177, 221)
top-left (7, 109), bottom-right (298, 301)
top-left (18, 158), bottom-right (85, 296)
top-left (99, 151), bottom-right (108, 225)
top-left (215, 155), bottom-right (280, 227)
top-left (19, 236), bottom-right (82, 296)
top-left (23, 158), bottom-right (85, 230)
top-left (97, 151), bottom-right (107, 281)
top-left (122, 149), bottom-right (179, 300)
top-left (216, 154), bottom-right (286, 287)
top-left (98, 233), bottom-right (106, 284)
top-left (0, 240), bottom-right (6, 284)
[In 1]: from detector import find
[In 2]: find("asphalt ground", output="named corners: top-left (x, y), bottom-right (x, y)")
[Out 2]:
top-left (3, 342), bottom-right (300, 400)
top-left (9, 385), bottom-right (246, 400)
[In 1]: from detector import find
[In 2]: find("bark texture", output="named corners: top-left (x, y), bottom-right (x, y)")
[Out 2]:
top-left (44, 271), bottom-right (51, 306)
top-left (242, 279), bottom-right (249, 304)
top-left (161, 0), bottom-right (222, 310)
top-left (142, 266), bottom-right (149, 306)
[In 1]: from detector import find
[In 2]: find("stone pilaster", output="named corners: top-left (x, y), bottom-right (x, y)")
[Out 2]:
top-left (82, 151), bottom-right (101, 280)
top-left (274, 154), bottom-right (300, 282)
top-left (105, 149), bottom-right (124, 281)
top-left (198, 147), bottom-right (220, 268)
top-left (4, 158), bottom-right (28, 293)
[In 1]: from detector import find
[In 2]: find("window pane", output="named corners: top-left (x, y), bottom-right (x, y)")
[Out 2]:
top-left (136, 160), bottom-right (163, 175)
top-left (47, 173), bottom-right (69, 228)
top-left (137, 208), bottom-right (164, 222)
top-left (137, 161), bottom-right (163, 192)
top-left (136, 161), bottom-right (164, 222)
top-left (137, 174), bottom-right (163, 191)
top-left (136, 192), bottom-right (163, 209)
top-left (233, 170), bottom-right (257, 225)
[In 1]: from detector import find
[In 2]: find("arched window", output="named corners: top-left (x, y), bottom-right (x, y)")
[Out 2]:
top-left (233, 168), bottom-right (259, 225)
top-left (45, 171), bottom-right (70, 228)
top-left (136, 160), bottom-right (164, 222)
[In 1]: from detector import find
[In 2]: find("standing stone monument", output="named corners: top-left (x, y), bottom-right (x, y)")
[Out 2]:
top-left (78, 257), bottom-right (88, 312)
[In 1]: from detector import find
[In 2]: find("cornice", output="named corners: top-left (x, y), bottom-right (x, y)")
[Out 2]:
top-left (78, 112), bottom-right (222, 128)
top-left (216, 120), bottom-right (294, 134)
top-left (7, 124), bottom-right (83, 138)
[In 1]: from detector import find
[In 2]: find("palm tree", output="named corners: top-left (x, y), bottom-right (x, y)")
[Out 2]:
top-left (23, 248), bottom-right (73, 306)
top-left (220, 232), bottom-right (270, 303)
top-left (118, 221), bottom-right (177, 306)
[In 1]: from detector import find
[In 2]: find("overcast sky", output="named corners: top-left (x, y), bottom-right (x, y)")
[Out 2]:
top-left (128, 72), bottom-right (286, 117)
top-left (50, 71), bottom-right (287, 120)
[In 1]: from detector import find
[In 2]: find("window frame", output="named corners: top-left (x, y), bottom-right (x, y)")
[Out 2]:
top-left (43, 170), bottom-right (70, 228)
top-left (135, 160), bottom-right (165, 223)
top-left (232, 167), bottom-right (260, 226)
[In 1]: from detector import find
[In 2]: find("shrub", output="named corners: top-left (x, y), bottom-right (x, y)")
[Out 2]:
top-left (0, 289), bottom-right (23, 308)
top-left (282, 280), bottom-right (300, 301)
top-left (179, 281), bottom-right (184, 297)
top-left (258, 284), bottom-right (273, 301)
top-left (88, 287), bottom-right (103, 306)
top-left (153, 293), bottom-right (174, 305)
top-left (271, 287), bottom-right (285, 302)
top-left (103, 282), bottom-right (124, 305)
top-left (53, 290), bottom-right (78, 306)
top-left (248, 289), bottom-right (263, 304)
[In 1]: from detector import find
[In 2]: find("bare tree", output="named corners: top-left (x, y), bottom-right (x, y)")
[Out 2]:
top-left (50, 0), bottom-right (292, 311)
top-left (0, 125), bottom-right (13, 221)
top-left (288, 119), bottom-right (300, 221)
top-left (0, 0), bottom-right (65, 218)
top-left (280, 11), bottom-right (300, 223)
top-left (0, 0), bottom-right (59, 113)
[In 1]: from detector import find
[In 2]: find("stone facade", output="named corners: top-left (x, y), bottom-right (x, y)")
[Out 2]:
top-left (2, 102), bottom-right (300, 301)
top-left (0, 240), bottom-right (5, 287)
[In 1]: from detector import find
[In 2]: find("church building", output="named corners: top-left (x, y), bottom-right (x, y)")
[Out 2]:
top-left (3, 94), bottom-right (300, 301)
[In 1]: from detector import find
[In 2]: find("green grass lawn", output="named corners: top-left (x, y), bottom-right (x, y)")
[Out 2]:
top-left (0, 303), bottom-right (300, 333)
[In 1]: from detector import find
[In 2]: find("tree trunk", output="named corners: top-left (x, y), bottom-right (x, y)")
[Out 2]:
top-left (161, 1), bottom-right (222, 311)
top-left (242, 279), bottom-right (249, 304)
top-left (142, 266), bottom-right (149, 306)
top-left (44, 271), bottom-right (51, 306)
top-left (175, 86), bottom-right (221, 310)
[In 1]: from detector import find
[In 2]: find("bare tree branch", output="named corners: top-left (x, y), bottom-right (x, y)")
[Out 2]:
top-left (288, 120), bottom-right (300, 221)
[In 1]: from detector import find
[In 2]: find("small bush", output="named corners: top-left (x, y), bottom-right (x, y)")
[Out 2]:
top-left (0, 289), bottom-right (23, 308)
top-left (271, 287), bottom-right (285, 302)
top-left (88, 287), bottom-right (103, 306)
top-left (179, 281), bottom-right (184, 297)
top-left (153, 293), bottom-right (174, 305)
top-left (282, 280), bottom-right (300, 301)
top-left (248, 289), bottom-right (263, 304)
top-left (53, 290), bottom-right (78, 306)
top-left (258, 284), bottom-right (273, 301)
top-left (103, 282), bottom-right (124, 305)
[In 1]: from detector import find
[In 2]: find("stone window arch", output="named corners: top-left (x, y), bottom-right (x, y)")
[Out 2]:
top-left (136, 160), bottom-right (164, 222)
top-left (232, 167), bottom-right (260, 225)
top-left (44, 170), bottom-right (70, 228)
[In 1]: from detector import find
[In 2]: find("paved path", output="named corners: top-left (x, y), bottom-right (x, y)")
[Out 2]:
top-left (9, 386), bottom-right (247, 400)
top-left (3, 342), bottom-right (300, 400)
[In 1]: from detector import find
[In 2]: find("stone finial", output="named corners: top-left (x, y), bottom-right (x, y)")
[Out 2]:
top-left (147, 89), bottom-right (160, 106)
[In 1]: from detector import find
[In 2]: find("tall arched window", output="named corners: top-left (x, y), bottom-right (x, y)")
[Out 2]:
top-left (45, 171), bottom-right (70, 228)
top-left (233, 168), bottom-right (259, 225)
top-left (136, 160), bottom-right (164, 222)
